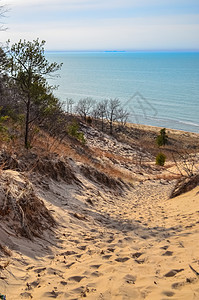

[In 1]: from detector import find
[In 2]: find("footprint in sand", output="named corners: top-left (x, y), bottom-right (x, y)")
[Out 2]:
top-left (91, 271), bottom-right (103, 277)
top-left (171, 281), bottom-right (185, 289)
top-left (20, 292), bottom-right (33, 299)
top-left (164, 269), bottom-right (184, 277)
top-left (90, 264), bottom-right (101, 269)
top-left (47, 268), bottom-right (63, 277)
top-left (34, 267), bottom-right (46, 274)
top-left (107, 247), bottom-right (115, 252)
top-left (68, 275), bottom-right (86, 282)
top-left (77, 245), bottom-right (87, 250)
top-left (60, 250), bottom-right (77, 256)
top-left (26, 280), bottom-right (40, 290)
top-left (135, 259), bottom-right (145, 264)
top-left (162, 290), bottom-right (175, 297)
top-left (76, 254), bottom-right (83, 258)
top-left (124, 274), bottom-right (136, 284)
top-left (131, 252), bottom-right (143, 259)
top-left (102, 255), bottom-right (112, 260)
top-left (60, 281), bottom-right (67, 286)
top-left (160, 245), bottom-right (169, 250)
top-left (26, 266), bottom-right (35, 271)
top-left (115, 257), bottom-right (130, 262)
top-left (43, 290), bottom-right (63, 298)
top-left (162, 251), bottom-right (173, 256)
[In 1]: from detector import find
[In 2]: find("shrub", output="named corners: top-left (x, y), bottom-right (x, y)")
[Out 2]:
top-left (68, 121), bottom-right (86, 144)
top-left (0, 108), bottom-right (10, 141)
top-left (156, 128), bottom-right (168, 146)
top-left (156, 152), bottom-right (166, 166)
top-left (86, 116), bottom-right (92, 125)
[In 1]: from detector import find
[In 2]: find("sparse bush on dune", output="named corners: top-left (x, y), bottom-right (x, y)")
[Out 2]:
top-left (68, 120), bottom-right (86, 144)
top-left (170, 174), bottom-right (199, 198)
top-left (86, 116), bottom-right (92, 125)
top-left (156, 152), bottom-right (166, 166)
top-left (172, 150), bottom-right (199, 178)
top-left (156, 128), bottom-right (168, 147)
top-left (170, 150), bottom-right (199, 197)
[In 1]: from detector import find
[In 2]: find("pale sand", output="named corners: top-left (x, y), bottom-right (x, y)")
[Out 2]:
top-left (0, 168), bottom-right (198, 300)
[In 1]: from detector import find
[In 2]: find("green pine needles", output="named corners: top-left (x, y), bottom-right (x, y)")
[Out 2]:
top-left (156, 128), bottom-right (168, 147)
top-left (156, 152), bottom-right (166, 166)
top-left (68, 121), bottom-right (86, 144)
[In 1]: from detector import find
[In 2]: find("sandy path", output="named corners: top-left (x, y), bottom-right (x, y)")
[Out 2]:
top-left (0, 177), bottom-right (198, 300)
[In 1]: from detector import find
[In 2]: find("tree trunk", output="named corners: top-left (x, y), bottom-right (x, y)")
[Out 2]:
top-left (110, 120), bottom-right (113, 135)
top-left (110, 112), bottom-right (113, 135)
top-left (25, 95), bottom-right (30, 149)
top-left (101, 113), bottom-right (104, 132)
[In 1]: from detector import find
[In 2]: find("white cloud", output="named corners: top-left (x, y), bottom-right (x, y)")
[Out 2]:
top-left (2, 0), bottom-right (199, 50)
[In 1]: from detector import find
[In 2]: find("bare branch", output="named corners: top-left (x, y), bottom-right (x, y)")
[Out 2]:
top-left (0, 3), bottom-right (8, 31)
top-left (172, 150), bottom-right (199, 177)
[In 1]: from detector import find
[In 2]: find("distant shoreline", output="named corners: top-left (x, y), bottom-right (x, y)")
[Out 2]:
top-left (126, 122), bottom-right (199, 136)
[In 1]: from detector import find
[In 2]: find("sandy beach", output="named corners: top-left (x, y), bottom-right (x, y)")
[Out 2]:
top-left (0, 123), bottom-right (199, 300)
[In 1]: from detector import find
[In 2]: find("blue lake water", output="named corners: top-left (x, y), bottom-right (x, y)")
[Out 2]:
top-left (46, 52), bottom-right (199, 133)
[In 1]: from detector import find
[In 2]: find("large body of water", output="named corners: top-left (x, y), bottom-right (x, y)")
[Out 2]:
top-left (46, 52), bottom-right (199, 133)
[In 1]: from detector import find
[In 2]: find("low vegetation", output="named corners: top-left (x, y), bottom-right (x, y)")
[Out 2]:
top-left (68, 120), bottom-right (86, 144)
top-left (156, 128), bottom-right (168, 147)
top-left (156, 152), bottom-right (166, 166)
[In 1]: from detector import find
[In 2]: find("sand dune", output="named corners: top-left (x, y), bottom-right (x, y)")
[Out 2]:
top-left (0, 167), bottom-right (198, 299)
top-left (0, 124), bottom-right (199, 299)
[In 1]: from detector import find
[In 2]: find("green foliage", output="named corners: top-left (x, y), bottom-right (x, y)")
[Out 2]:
top-left (0, 47), bottom-right (8, 73)
top-left (31, 81), bottom-right (61, 119)
top-left (0, 115), bottom-right (9, 132)
top-left (68, 121), bottom-right (86, 144)
top-left (6, 38), bottom-right (63, 148)
top-left (7, 39), bottom-right (62, 78)
top-left (156, 128), bottom-right (168, 146)
top-left (156, 152), bottom-right (166, 166)
top-left (0, 108), bottom-right (10, 141)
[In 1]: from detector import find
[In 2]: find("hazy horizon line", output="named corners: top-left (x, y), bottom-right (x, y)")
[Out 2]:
top-left (45, 49), bottom-right (199, 53)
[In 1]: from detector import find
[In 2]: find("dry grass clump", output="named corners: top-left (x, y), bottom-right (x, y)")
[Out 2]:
top-left (80, 164), bottom-right (125, 192)
top-left (170, 174), bottom-right (199, 198)
top-left (0, 171), bottom-right (55, 239)
top-left (0, 260), bottom-right (10, 272)
top-left (34, 155), bottom-right (80, 184)
top-left (0, 148), bottom-right (21, 171)
top-left (0, 243), bottom-right (12, 257)
top-left (0, 146), bottom-right (80, 184)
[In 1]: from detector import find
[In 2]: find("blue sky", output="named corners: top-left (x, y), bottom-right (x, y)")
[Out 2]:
top-left (1, 0), bottom-right (199, 51)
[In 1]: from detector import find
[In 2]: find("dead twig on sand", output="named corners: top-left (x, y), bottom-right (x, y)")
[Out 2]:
top-left (189, 265), bottom-right (199, 277)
